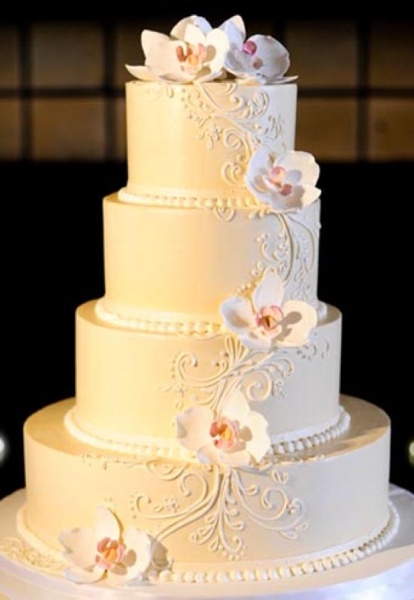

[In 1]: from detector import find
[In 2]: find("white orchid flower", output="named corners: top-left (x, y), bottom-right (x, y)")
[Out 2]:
top-left (220, 15), bottom-right (294, 83)
top-left (126, 15), bottom-right (229, 83)
top-left (60, 506), bottom-right (152, 586)
top-left (176, 390), bottom-right (270, 467)
top-left (246, 148), bottom-right (321, 211)
top-left (220, 270), bottom-right (317, 351)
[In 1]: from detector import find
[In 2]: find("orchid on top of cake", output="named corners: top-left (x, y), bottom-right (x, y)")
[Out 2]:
top-left (126, 14), bottom-right (295, 84)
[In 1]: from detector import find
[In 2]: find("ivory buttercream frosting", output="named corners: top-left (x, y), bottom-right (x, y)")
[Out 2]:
top-left (2, 14), bottom-right (398, 590)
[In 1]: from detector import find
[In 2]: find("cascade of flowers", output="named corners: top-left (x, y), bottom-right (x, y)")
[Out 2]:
top-left (60, 14), bottom-right (321, 587)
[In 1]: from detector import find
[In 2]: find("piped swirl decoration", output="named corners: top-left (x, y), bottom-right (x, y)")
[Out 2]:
top-left (162, 332), bottom-right (295, 416)
top-left (132, 460), bottom-right (308, 561)
top-left (136, 80), bottom-right (294, 191)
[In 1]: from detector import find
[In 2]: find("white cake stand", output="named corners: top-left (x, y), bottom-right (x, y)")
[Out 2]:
top-left (0, 485), bottom-right (413, 600)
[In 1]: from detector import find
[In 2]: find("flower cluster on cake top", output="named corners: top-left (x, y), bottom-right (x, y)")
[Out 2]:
top-left (126, 14), bottom-right (294, 84)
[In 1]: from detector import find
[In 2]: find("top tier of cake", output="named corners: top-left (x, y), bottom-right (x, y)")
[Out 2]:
top-left (121, 81), bottom-right (297, 205)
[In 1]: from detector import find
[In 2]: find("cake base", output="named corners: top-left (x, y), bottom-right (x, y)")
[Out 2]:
top-left (1, 486), bottom-right (413, 599)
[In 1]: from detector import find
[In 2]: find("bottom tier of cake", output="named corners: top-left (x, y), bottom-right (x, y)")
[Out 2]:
top-left (16, 396), bottom-right (397, 585)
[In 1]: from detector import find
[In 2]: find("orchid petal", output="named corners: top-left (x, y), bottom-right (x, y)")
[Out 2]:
top-left (123, 528), bottom-right (152, 575)
top-left (106, 569), bottom-right (133, 587)
top-left (220, 448), bottom-right (252, 467)
top-left (249, 146), bottom-right (273, 175)
top-left (239, 332), bottom-right (272, 351)
top-left (182, 22), bottom-right (207, 46)
top-left (59, 527), bottom-right (96, 569)
top-left (176, 406), bottom-right (213, 452)
top-left (220, 14), bottom-right (245, 46)
top-left (247, 34), bottom-right (290, 80)
top-left (300, 184), bottom-right (321, 207)
top-left (278, 151), bottom-right (320, 185)
top-left (171, 15), bottom-right (212, 38)
top-left (144, 40), bottom-right (191, 82)
top-left (220, 390), bottom-right (251, 423)
top-left (64, 565), bottom-right (102, 584)
top-left (220, 296), bottom-right (256, 335)
top-left (252, 270), bottom-right (285, 312)
top-left (204, 28), bottom-right (230, 71)
top-left (141, 30), bottom-right (170, 57)
top-left (277, 300), bottom-right (317, 347)
top-left (274, 186), bottom-right (307, 211)
top-left (198, 444), bottom-right (251, 467)
top-left (196, 444), bottom-right (221, 464)
top-left (125, 65), bottom-right (156, 80)
top-left (95, 506), bottom-right (120, 542)
top-left (245, 412), bottom-right (271, 462)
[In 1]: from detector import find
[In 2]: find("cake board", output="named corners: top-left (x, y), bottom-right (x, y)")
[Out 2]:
top-left (0, 485), bottom-right (413, 600)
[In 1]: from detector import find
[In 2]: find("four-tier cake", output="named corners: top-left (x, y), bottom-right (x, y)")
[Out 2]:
top-left (0, 14), bottom-right (399, 589)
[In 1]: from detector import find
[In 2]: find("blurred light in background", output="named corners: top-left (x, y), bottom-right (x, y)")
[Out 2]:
top-left (409, 439), bottom-right (414, 467)
top-left (0, 434), bottom-right (7, 464)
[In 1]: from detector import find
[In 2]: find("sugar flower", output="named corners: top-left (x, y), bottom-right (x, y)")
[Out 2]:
top-left (220, 15), bottom-right (293, 83)
top-left (60, 507), bottom-right (152, 586)
top-left (220, 270), bottom-right (317, 351)
top-left (126, 15), bottom-right (229, 83)
top-left (176, 390), bottom-right (270, 467)
top-left (246, 148), bottom-right (320, 211)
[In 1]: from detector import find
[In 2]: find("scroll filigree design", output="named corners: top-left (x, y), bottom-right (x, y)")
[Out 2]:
top-left (0, 537), bottom-right (64, 573)
top-left (249, 207), bottom-right (319, 302)
top-left (162, 333), bottom-right (294, 414)
top-left (132, 461), bottom-right (307, 560)
top-left (296, 338), bottom-right (330, 361)
top-left (178, 83), bottom-right (286, 187)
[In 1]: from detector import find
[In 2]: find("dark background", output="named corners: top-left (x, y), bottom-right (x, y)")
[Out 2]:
top-left (0, 3), bottom-right (413, 499)
top-left (2, 2), bottom-right (414, 22)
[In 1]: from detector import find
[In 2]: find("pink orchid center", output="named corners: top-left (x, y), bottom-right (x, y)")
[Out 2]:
top-left (242, 40), bottom-right (257, 55)
top-left (267, 166), bottom-right (293, 196)
top-left (176, 43), bottom-right (207, 74)
top-left (256, 305), bottom-right (284, 334)
top-left (210, 416), bottom-right (239, 450)
top-left (242, 40), bottom-right (263, 69)
top-left (95, 537), bottom-right (125, 570)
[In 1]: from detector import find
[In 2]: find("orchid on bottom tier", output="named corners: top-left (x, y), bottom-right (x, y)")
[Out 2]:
top-left (59, 507), bottom-right (152, 585)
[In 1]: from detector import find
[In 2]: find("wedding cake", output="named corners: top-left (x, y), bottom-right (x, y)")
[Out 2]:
top-left (1, 15), bottom-right (399, 589)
